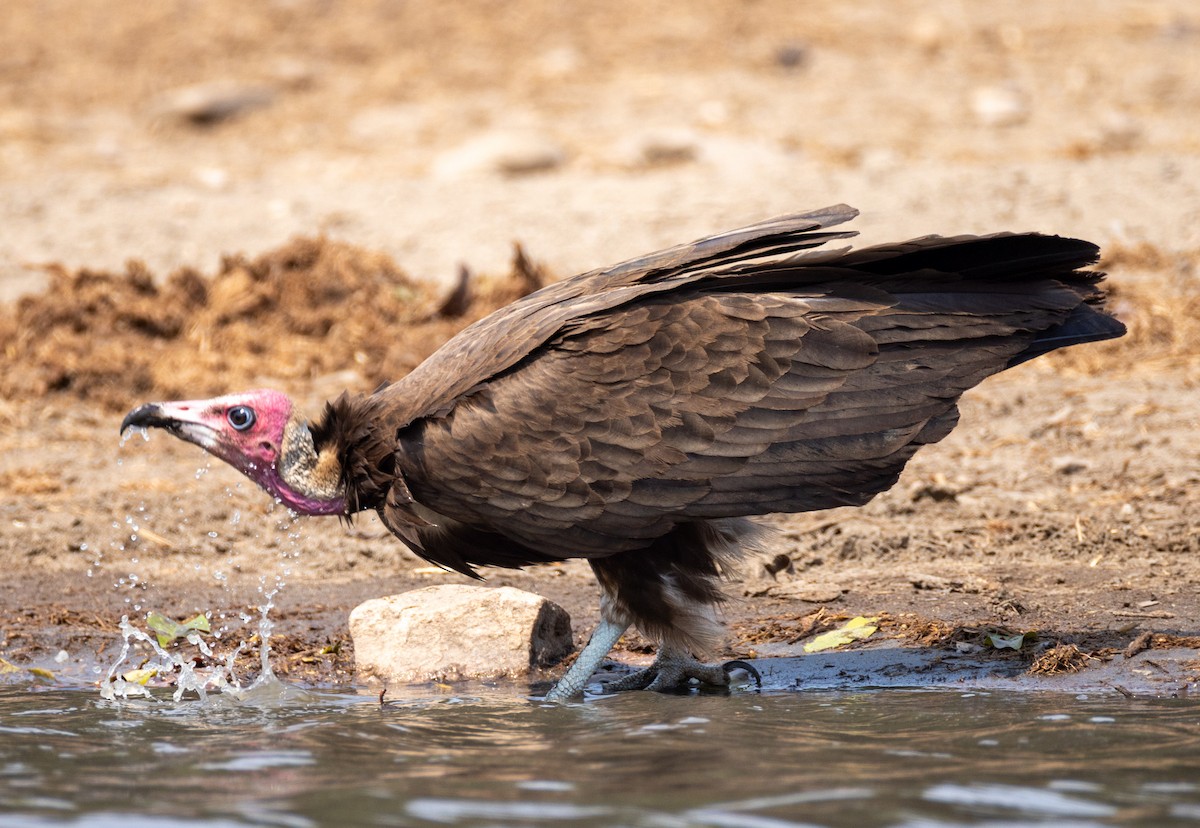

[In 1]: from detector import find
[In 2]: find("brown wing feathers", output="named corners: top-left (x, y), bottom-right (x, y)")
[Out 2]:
top-left (314, 212), bottom-right (1123, 629)
top-left (368, 206), bottom-right (862, 430)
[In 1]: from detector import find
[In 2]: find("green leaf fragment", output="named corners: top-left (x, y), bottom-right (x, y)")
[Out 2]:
top-left (123, 668), bottom-right (157, 685)
top-left (181, 614), bottom-right (211, 633)
top-left (803, 616), bottom-right (879, 653)
top-left (146, 611), bottom-right (211, 647)
top-left (2, 658), bottom-right (56, 681)
top-left (986, 631), bottom-right (1032, 650)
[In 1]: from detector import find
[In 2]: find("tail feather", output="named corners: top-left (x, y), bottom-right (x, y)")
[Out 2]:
top-left (841, 233), bottom-right (1101, 281)
top-left (832, 232), bottom-right (1125, 365)
top-left (1007, 302), bottom-right (1127, 367)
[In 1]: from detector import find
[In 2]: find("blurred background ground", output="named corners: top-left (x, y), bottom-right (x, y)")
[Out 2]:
top-left (1, 0), bottom-right (1198, 690)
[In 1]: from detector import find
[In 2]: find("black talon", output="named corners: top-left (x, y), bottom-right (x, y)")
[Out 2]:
top-left (722, 659), bottom-right (762, 688)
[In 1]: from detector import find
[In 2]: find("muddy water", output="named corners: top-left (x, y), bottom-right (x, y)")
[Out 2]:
top-left (2, 685), bottom-right (1199, 827)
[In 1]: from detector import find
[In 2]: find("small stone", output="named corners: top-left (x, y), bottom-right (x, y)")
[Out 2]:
top-left (774, 42), bottom-right (809, 70)
top-left (1096, 110), bottom-right (1141, 151)
top-left (269, 58), bottom-right (317, 90)
top-left (433, 131), bottom-right (566, 178)
top-left (194, 167), bottom-right (229, 190)
top-left (697, 99), bottom-right (730, 127)
top-left (349, 584), bottom-right (573, 685)
top-left (909, 15), bottom-right (947, 52)
top-left (970, 85), bottom-right (1028, 128)
top-left (859, 148), bottom-right (899, 175)
top-left (911, 573), bottom-right (952, 591)
top-left (615, 128), bottom-right (699, 168)
top-left (536, 46), bottom-right (582, 78)
top-left (153, 81), bottom-right (276, 125)
top-left (1053, 456), bottom-right (1090, 475)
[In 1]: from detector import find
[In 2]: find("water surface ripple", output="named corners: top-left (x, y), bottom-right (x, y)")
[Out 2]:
top-left (1, 686), bottom-right (1198, 827)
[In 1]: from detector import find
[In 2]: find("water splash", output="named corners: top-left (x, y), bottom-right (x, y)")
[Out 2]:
top-left (101, 445), bottom-right (305, 704)
top-left (252, 594), bottom-right (278, 683)
top-left (101, 614), bottom-right (220, 702)
top-left (117, 426), bottom-right (151, 449)
top-left (100, 603), bottom-right (286, 704)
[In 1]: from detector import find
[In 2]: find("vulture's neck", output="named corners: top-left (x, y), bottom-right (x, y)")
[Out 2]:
top-left (272, 417), bottom-right (346, 516)
top-left (303, 392), bottom-right (398, 516)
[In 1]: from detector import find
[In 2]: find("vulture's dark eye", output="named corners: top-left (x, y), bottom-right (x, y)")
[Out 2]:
top-left (227, 406), bottom-right (256, 431)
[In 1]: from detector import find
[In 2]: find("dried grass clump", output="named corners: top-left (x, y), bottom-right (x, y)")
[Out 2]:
top-left (1029, 643), bottom-right (1092, 675)
top-left (1046, 243), bottom-right (1200, 375)
top-left (0, 238), bottom-right (545, 410)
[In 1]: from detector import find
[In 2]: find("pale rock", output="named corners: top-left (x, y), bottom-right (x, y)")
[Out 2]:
top-left (1096, 110), bottom-right (1141, 151)
top-left (1053, 456), bottom-right (1090, 475)
top-left (909, 15), bottom-right (947, 52)
top-left (774, 42), bottom-right (809, 70)
top-left (614, 128), bottom-right (699, 168)
top-left (433, 131), bottom-right (566, 178)
top-left (697, 99), bottom-right (730, 127)
top-left (350, 584), bottom-right (573, 685)
top-left (194, 167), bottom-right (230, 191)
top-left (269, 57), bottom-right (318, 90)
top-left (152, 81), bottom-right (276, 125)
top-left (267, 198), bottom-right (293, 219)
top-left (536, 46), bottom-right (582, 78)
top-left (970, 84), bottom-right (1029, 128)
top-left (859, 147), bottom-right (900, 175)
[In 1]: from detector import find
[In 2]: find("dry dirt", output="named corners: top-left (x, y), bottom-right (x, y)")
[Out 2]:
top-left (1, 1), bottom-right (1199, 694)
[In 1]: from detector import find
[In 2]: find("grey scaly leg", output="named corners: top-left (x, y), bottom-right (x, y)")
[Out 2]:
top-left (544, 617), bottom-right (629, 701)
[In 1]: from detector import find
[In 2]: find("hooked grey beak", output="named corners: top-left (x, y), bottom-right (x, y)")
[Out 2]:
top-left (120, 399), bottom-right (224, 455)
top-left (121, 403), bottom-right (176, 436)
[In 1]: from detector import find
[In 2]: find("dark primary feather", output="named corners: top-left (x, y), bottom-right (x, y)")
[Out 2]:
top-left (314, 206), bottom-right (1124, 646)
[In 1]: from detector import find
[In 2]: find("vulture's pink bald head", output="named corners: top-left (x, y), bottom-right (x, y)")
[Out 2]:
top-left (122, 389), bottom-right (345, 515)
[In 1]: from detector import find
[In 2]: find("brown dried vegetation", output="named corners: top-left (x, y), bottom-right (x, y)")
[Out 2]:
top-left (1048, 244), bottom-right (1200, 375)
top-left (1028, 642), bottom-right (1093, 675)
top-left (0, 238), bottom-right (544, 411)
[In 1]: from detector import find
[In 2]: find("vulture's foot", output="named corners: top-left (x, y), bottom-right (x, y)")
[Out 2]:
top-left (603, 646), bottom-right (762, 694)
top-left (543, 623), bottom-right (762, 701)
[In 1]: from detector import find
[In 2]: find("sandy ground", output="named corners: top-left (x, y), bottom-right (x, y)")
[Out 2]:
top-left (2, 1), bottom-right (1199, 696)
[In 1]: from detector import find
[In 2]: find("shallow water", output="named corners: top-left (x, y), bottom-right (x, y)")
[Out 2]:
top-left (2, 685), bottom-right (1199, 828)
